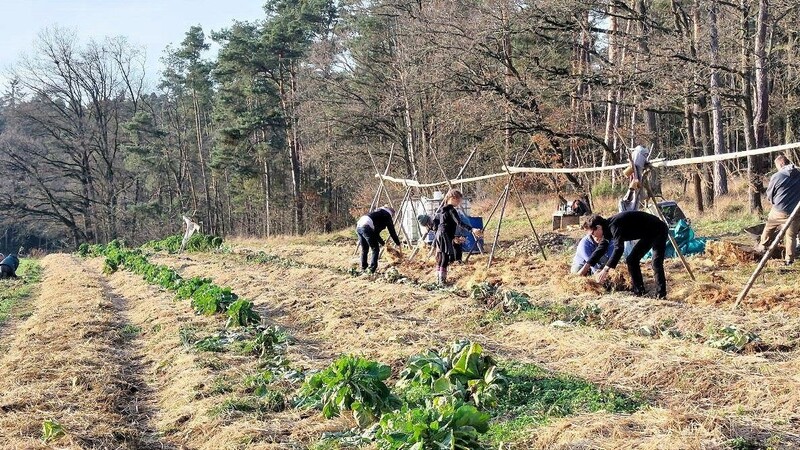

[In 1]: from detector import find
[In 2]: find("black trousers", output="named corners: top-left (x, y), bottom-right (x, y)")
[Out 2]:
top-left (0, 265), bottom-right (17, 279)
top-left (357, 226), bottom-right (380, 272)
top-left (436, 252), bottom-right (451, 270)
top-left (625, 225), bottom-right (668, 298)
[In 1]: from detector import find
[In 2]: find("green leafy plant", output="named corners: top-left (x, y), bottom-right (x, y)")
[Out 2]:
top-left (296, 355), bottom-right (400, 427)
top-left (397, 340), bottom-right (506, 409)
top-left (707, 326), bottom-right (761, 353)
top-left (177, 276), bottom-right (213, 300)
top-left (236, 326), bottom-right (289, 358)
top-left (497, 290), bottom-right (533, 313)
top-left (144, 233), bottom-right (223, 253)
top-left (374, 398), bottom-right (489, 450)
top-left (41, 419), bottom-right (65, 443)
top-left (191, 284), bottom-right (237, 315)
top-left (225, 299), bottom-right (261, 327)
top-left (470, 282), bottom-right (498, 301)
top-left (195, 335), bottom-right (225, 352)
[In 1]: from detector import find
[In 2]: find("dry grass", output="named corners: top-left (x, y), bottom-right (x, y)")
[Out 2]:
top-left (153, 249), bottom-right (800, 448)
top-left (0, 254), bottom-right (144, 449)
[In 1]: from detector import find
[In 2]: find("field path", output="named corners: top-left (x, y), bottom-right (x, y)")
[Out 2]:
top-left (0, 254), bottom-right (172, 449)
top-left (154, 252), bottom-right (800, 449)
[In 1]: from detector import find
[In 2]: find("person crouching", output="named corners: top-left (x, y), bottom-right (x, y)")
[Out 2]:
top-left (580, 211), bottom-right (669, 298)
top-left (0, 253), bottom-right (19, 279)
top-left (571, 232), bottom-right (614, 276)
top-left (356, 205), bottom-right (401, 273)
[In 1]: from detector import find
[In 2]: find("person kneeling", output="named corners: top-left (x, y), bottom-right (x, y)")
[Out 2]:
top-left (571, 233), bottom-right (614, 276)
top-left (0, 253), bottom-right (20, 279)
top-left (580, 212), bottom-right (669, 299)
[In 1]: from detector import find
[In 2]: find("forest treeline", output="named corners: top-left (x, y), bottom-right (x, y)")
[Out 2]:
top-left (0, 0), bottom-right (798, 249)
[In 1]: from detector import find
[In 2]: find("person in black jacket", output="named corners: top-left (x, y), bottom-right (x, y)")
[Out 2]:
top-left (432, 189), bottom-right (480, 285)
top-left (356, 205), bottom-right (401, 273)
top-left (0, 253), bottom-right (20, 279)
top-left (580, 211), bottom-right (669, 298)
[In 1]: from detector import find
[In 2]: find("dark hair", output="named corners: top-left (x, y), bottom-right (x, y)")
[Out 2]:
top-left (581, 214), bottom-right (606, 231)
top-left (776, 154), bottom-right (791, 166)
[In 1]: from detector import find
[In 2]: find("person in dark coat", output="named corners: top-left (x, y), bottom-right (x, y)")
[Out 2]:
top-left (0, 253), bottom-right (20, 279)
top-left (432, 189), bottom-right (480, 285)
top-left (581, 211), bottom-right (669, 298)
top-left (356, 205), bottom-right (401, 273)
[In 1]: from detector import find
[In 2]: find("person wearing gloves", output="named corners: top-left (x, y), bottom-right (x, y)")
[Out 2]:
top-left (580, 211), bottom-right (669, 299)
top-left (432, 189), bottom-right (482, 285)
top-left (356, 205), bottom-right (401, 273)
top-left (756, 154), bottom-right (800, 264)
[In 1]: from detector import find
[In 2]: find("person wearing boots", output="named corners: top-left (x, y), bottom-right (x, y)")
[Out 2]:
top-left (756, 154), bottom-right (800, 264)
top-left (432, 189), bottom-right (481, 285)
top-left (356, 205), bottom-right (401, 273)
top-left (580, 211), bottom-right (669, 299)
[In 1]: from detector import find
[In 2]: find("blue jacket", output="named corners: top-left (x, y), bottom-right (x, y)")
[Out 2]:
top-left (0, 254), bottom-right (19, 271)
top-left (571, 235), bottom-right (614, 274)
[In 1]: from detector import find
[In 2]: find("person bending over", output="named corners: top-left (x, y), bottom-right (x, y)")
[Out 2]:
top-left (0, 253), bottom-right (20, 279)
top-left (581, 211), bottom-right (669, 298)
top-left (356, 205), bottom-right (401, 273)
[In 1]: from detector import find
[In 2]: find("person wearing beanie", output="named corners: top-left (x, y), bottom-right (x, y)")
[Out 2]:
top-left (356, 205), bottom-right (401, 273)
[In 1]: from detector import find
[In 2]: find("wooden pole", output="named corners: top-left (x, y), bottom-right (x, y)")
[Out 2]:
top-left (487, 179), bottom-right (511, 268)
top-left (356, 146), bottom-right (395, 256)
top-left (641, 177), bottom-right (696, 281)
top-left (511, 185), bottom-right (547, 260)
top-left (735, 199), bottom-right (800, 308)
top-left (494, 147), bottom-right (547, 260)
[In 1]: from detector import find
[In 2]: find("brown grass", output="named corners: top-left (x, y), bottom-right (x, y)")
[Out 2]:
top-left (152, 250), bottom-right (800, 448)
top-left (0, 254), bottom-right (145, 449)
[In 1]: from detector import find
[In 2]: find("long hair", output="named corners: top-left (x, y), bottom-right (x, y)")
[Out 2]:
top-left (443, 189), bottom-right (463, 204)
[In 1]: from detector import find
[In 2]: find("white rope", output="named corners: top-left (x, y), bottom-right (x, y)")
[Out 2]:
top-left (505, 142), bottom-right (800, 174)
top-left (375, 172), bottom-right (509, 187)
top-left (376, 141), bottom-right (800, 186)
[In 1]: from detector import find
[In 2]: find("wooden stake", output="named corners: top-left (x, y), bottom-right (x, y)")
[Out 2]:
top-left (512, 184), bottom-right (547, 260)
top-left (735, 199), bottom-right (800, 308)
top-left (487, 180), bottom-right (511, 268)
top-left (642, 178), bottom-right (696, 281)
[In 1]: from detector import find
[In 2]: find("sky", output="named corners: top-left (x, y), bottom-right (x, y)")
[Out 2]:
top-left (0, 0), bottom-right (267, 89)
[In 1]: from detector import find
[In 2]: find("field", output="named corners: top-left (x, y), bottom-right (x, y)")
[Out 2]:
top-left (1, 189), bottom-right (800, 449)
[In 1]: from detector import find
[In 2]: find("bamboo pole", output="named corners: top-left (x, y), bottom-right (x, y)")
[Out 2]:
top-left (494, 147), bottom-right (547, 260)
top-left (641, 178), bottom-right (696, 281)
top-left (512, 185), bottom-right (547, 260)
top-left (735, 199), bottom-right (800, 308)
top-left (487, 179), bottom-right (511, 268)
top-left (355, 146), bottom-right (395, 256)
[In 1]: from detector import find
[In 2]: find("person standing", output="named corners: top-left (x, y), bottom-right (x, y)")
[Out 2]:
top-left (432, 189), bottom-right (480, 285)
top-left (756, 154), bottom-right (800, 264)
top-left (356, 205), bottom-right (401, 273)
top-left (581, 211), bottom-right (669, 299)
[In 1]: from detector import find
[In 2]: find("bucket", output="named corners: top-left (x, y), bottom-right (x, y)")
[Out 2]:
top-left (461, 216), bottom-right (484, 253)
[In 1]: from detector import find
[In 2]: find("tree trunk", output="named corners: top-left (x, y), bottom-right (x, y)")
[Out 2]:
top-left (684, 92), bottom-right (704, 212)
top-left (709, 0), bottom-right (728, 197)
top-left (741, 0), bottom-right (764, 213)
